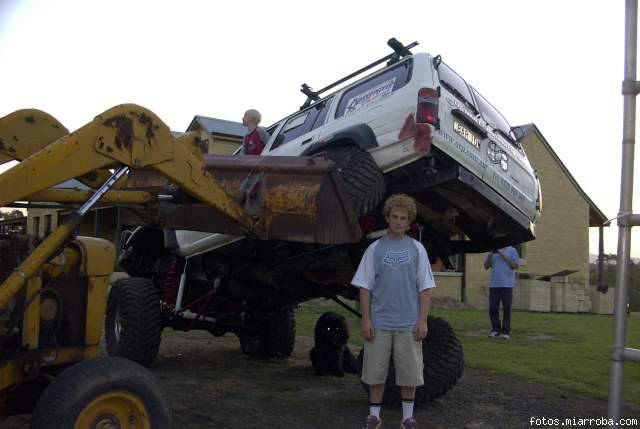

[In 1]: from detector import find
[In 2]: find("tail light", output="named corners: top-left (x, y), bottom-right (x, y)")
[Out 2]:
top-left (417, 88), bottom-right (439, 127)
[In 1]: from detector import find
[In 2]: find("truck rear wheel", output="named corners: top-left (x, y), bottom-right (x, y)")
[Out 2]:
top-left (357, 315), bottom-right (464, 406)
top-left (30, 356), bottom-right (171, 429)
top-left (105, 277), bottom-right (162, 367)
top-left (326, 146), bottom-right (386, 218)
top-left (239, 307), bottom-right (296, 359)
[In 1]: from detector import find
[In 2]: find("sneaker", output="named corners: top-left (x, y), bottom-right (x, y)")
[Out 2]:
top-left (361, 415), bottom-right (382, 429)
top-left (501, 334), bottom-right (510, 340)
top-left (488, 331), bottom-right (499, 338)
top-left (401, 417), bottom-right (419, 429)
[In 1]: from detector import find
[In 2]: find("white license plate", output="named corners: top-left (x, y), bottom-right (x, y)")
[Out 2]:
top-left (453, 120), bottom-right (480, 149)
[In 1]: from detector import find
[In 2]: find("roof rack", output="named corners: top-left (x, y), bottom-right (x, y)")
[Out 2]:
top-left (299, 37), bottom-right (419, 110)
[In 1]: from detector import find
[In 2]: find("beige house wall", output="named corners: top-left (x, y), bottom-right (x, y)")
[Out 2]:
top-left (464, 253), bottom-right (491, 309)
top-left (431, 273), bottom-right (462, 301)
top-left (27, 208), bottom-right (60, 237)
top-left (209, 136), bottom-right (241, 155)
top-left (519, 133), bottom-right (590, 285)
top-left (188, 124), bottom-right (242, 155)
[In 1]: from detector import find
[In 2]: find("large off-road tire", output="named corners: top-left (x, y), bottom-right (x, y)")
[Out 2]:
top-left (358, 315), bottom-right (464, 406)
top-left (105, 277), bottom-right (162, 367)
top-left (239, 307), bottom-right (296, 359)
top-left (326, 146), bottom-right (386, 218)
top-left (31, 356), bottom-right (171, 429)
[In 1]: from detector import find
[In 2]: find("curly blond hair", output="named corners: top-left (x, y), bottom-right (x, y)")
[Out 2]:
top-left (383, 194), bottom-right (417, 221)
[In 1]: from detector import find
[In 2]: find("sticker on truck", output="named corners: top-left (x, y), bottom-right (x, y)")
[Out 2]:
top-left (344, 77), bottom-right (396, 116)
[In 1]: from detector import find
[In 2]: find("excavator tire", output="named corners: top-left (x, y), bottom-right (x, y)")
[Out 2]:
top-left (357, 315), bottom-right (464, 406)
top-left (105, 277), bottom-right (162, 367)
top-left (239, 307), bottom-right (296, 359)
top-left (326, 146), bottom-right (386, 218)
top-left (31, 356), bottom-right (171, 429)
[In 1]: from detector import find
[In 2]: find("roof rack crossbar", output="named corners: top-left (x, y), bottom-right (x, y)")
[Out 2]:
top-left (299, 38), bottom-right (418, 109)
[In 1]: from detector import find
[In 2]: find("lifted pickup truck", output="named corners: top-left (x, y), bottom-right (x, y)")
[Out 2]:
top-left (109, 38), bottom-right (539, 405)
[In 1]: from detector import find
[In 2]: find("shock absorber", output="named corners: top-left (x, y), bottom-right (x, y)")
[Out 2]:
top-left (161, 258), bottom-right (183, 306)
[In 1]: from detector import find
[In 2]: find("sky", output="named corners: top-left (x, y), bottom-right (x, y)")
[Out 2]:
top-left (0, 0), bottom-right (637, 257)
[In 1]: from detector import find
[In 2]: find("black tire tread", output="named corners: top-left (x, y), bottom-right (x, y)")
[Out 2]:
top-left (326, 146), bottom-right (386, 218)
top-left (31, 356), bottom-right (171, 429)
top-left (240, 308), bottom-right (296, 360)
top-left (105, 277), bottom-right (162, 367)
top-left (357, 315), bottom-right (464, 406)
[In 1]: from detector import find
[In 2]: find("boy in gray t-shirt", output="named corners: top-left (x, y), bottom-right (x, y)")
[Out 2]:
top-left (352, 194), bottom-right (435, 429)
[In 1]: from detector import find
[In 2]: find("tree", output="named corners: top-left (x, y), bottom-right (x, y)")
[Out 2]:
top-left (0, 209), bottom-right (24, 220)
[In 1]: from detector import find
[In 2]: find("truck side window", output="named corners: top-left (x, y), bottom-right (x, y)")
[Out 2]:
top-left (334, 59), bottom-right (413, 119)
top-left (311, 96), bottom-right (334, 129)
top-left (270, 98), bottom-right (334, 151)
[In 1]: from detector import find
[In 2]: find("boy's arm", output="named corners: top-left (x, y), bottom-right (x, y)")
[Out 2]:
top-left (359, 288), bottom-right (375, 341)
top-left (415, 242), bottom-right (434, 341)
top-left (498, 250), bottom-right (518, 270)
top-left (352, 244), bottom-right (376, 342)
top-left (484, 253), bottom-right (493, 270)
top-left (415, 289), bottom-right (431, 340)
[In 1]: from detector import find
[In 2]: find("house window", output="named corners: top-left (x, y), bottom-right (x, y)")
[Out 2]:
top-left (43, 214), bottom-right (52, 236)
top-left (33, 217), bottom-right (40, 237)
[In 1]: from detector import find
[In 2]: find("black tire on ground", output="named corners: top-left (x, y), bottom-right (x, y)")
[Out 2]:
top-left (31, 356), bottom-right (171, 429)
top-left (325, 146), bottom-right (386, 218)
top-left (105, 277), bottom-right (162, 367)
top-left (239, 307), bottom-right (296, 359)
top-left (357, 315), bottom-right (464, 406)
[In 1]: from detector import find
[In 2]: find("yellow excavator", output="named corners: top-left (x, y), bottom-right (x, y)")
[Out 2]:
top-left (0, 104), bottom-right (360, 427)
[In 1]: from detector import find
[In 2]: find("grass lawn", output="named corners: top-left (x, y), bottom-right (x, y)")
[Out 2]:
top-left (296, 300), bottom-right (640, 405)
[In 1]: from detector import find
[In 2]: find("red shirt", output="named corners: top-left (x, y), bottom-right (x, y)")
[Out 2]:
top-left (243, 128), bottom-right (265, 155)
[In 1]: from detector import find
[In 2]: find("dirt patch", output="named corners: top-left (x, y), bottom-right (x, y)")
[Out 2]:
top-left (2, 331), bottom-right (639, 428)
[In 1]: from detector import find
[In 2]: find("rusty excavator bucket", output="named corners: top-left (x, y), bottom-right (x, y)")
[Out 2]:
top-left (121, 154), bottom-right (362, 244)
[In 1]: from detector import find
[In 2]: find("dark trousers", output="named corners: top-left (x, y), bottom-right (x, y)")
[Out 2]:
top-left (489, 287), bottom-right (513, 334)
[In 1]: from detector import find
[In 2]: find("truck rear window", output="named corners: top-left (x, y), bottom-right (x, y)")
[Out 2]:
top-left (471, 87), bottom-right (515, 141)
top-left (335, 59), bottom-right (413, 119)
top-left (437, 62), bottom-right (475, 109)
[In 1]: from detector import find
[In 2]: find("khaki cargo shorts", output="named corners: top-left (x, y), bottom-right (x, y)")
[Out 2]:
top-left (361, 330), bottom-right (424, 387)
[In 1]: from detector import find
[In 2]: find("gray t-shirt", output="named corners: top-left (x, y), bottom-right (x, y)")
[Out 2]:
top-left (351, 234), bottom-right (436, 331)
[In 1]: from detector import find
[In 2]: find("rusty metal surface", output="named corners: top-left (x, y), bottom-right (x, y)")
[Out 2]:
top-left (119, 155), bottom-right (363, 244)
top-left (0, 109), bottom-right (119, 189)
top-left (204, 155), bottom-right (362, 243)
top-left (25, 188), bottom-right (154, 205)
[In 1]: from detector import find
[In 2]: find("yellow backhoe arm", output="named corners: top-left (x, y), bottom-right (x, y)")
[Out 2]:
top-left (0, 104), bottom-right (250, 227)
top-left (0, 109), bottom-right (118, 189)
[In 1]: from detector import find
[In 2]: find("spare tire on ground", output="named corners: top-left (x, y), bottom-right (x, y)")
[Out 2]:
top-left (357, 315), bottom-right (464, 406)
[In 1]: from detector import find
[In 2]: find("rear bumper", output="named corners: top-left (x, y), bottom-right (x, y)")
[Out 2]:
top-left (395, 165), bottom-right (536, 253)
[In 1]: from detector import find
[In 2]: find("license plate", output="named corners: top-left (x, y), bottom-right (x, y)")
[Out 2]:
top-left (453, 120), bottom-right (480, 149)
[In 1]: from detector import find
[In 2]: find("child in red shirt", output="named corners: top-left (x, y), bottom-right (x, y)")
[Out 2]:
top-left (241, 109), bottom-right (270, 155)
